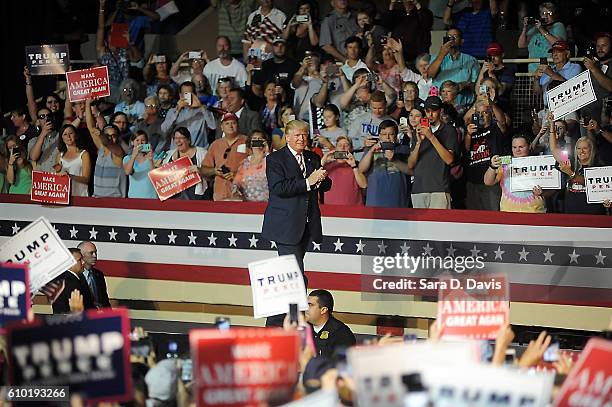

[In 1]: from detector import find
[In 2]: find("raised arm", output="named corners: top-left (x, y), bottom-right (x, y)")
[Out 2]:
top-left (306, 17), bottom-right (319, 46)
top-left (24, 67), bottom-right (38, 122)
top-left (427, 42), bottom-right (452, 79)
top-left (85, 99), bottom-right (104, 152)
top-left (518, 17), bottom-right (530, 48)
top-left (340, 76), bottom-right (367, 110)
top-left (96, 0), bottom-right (107, 57)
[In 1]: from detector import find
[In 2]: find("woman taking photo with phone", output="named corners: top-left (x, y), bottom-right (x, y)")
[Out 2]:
top-left (5, 136), bottom-right (34, 195)
top-left (282, 0), bottom-right (319, 62)
top-left (232, 130), bottom-right (270, 202)
top-left (55, 125), bottom-right (91, 197)
top-left (123, 130), bottom-right (157, 199)
top-left (321, 136), bottom-right (367, 205)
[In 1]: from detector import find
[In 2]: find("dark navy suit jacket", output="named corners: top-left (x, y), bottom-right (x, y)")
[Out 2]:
top-left (261, 146), bottom-right (332, 245)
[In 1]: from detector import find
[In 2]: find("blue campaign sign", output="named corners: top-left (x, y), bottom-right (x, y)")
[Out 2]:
top-left (7, 308), bottom-right (133, 404)
top-left (0, 263), bottom-right (30, 330)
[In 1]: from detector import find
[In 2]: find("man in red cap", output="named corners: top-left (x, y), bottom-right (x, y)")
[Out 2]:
top-left (533, 40), bottom-right (582, 106)
top-left (201, 112), bottom-right (248, 200)
top-left (477, 42), bottom-right (516, 107)
top-left (581, 33), bottom-right (612, 122)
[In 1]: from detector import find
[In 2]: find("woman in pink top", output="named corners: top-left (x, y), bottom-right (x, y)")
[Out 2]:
top-left (232, 130), bottom-right (269, 202)
top-left (321, 136), bottom-right (367, 205)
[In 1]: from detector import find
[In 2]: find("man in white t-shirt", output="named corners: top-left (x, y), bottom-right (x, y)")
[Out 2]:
top-left (204, 36), bottom-right (248, 94)
top-left (340, 36), bottom-right (369, 82)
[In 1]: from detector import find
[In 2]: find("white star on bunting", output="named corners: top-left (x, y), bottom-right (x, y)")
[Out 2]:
top-left (422, 243), bottom-right (433, 257)
top-left (128, 229), bottom-right (138, 242)
top-left (312, 241), bottom-right (321, 251)
top-left (494, 246), bottom-right (505, 260)
top-left (595, 250), bottom-right (606, 265)
top-left (167, 231), bottom-right (177, 244)
top-left (108, 228), bottom-right (118, 241)
top-left (568, 249), bottom-right (580, 264)
top-left (518, 247), bottom-right (529, 262)
top-left (333, 238), bottom-right (344, 252)
top-left (248, 235), bottom-right (258, 248)
top-left (188, 232), bottom-right (197, 245)
top-left (148, 230), bottom-right (157, 243)
top-left (400, 242), bottom-right (410, 255)
top-left (446, 243), bottom-right (456, 257)
top-left (270, 241), bottom-right (277, 249)
top-left (377, 241), bottom-right (387, 254)
top-left (69, 226), bottom-right (78, 238)
top-left (89, 227), bottom-right (98, 240)
top-left (355, 240), bottom-right (365, 253)
top-left (542, 248), bottom-right (554, 263)
top-left (228, 234), bottom-right (238, 247)
top-left (12, 223), bottom-right (20, 235)
top-left (470, 245), bottom-right (481, 258)
top-left (208, 233), bottom-right (217, 246)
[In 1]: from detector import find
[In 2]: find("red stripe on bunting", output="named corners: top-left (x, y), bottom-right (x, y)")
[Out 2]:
top-left (2, 194), bottom-right (612, 228)
top-left (97, 260), bottom-right (612, 308)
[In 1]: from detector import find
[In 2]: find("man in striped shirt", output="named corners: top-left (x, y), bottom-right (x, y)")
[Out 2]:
top-left (242, 0), bottom-right (287, 60)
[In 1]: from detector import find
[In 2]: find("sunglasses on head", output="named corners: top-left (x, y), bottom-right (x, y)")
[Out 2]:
top-left (223, 147), bottom-right (232, 159)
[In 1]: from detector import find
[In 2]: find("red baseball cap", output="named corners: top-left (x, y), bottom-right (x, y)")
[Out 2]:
top-left (221, 112), bottom-right (238, 123)
top-left (548, 40), bottom-right (570, 53)
top-left (486, 42), bottom-right (504, 56)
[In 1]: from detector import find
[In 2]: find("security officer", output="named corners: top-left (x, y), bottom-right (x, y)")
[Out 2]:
top-left (305, 289), bottom-right (356, 358)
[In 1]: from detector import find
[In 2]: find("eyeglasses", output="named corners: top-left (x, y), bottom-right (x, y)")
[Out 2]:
top-left (145, 104), bottom-right (158, 108)
top-left (38, 114), bottom-right (52, 119)
top-left (541, 11), bottom-right (553, 16)
top-left (223, 147), bottom-right (232, 159)
top-left (122, 88), bottom-right (133, 93)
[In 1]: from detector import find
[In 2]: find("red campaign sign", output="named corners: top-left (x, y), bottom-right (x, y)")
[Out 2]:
top-left (66, 66), bottom-right (110, 102)
top-left (30, 171), bottom-right (70, 205)
top-left (109, 23), bottom-right (129, 49)
top-left (190, 328), bottom-right (299, 407)
top-left (148, 156), bottom-right (202, 201)
top-left (553, 337), bottom-right (612, 407)
top-left (437, 275), bottom-right (510, 340)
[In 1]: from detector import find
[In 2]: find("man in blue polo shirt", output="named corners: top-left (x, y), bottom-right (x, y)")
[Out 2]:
top-left (443, 0), bottom-right (498, 59)
top-left (428, 27), bottom-right (480, 106)
top-left (533, 40), bottom-right (582, 107)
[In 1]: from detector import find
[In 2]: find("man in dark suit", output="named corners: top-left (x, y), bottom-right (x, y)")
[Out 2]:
top-left (78, 241), bottom-right (112, 309)
top-left (215, 87), bottom-right (262, 139)
top-left (262, 119), bottom-right (332, 282)
top-left (52, 248), bottom-right (95, 314)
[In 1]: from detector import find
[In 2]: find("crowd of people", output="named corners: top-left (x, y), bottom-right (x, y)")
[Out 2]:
top-left (17, 242), bottom-right (603, 407)
top-left (1, 0), bottom-right (611, 214)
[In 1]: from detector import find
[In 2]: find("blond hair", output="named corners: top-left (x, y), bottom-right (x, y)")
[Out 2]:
top-left (285, 120), bottom-right (309, 136)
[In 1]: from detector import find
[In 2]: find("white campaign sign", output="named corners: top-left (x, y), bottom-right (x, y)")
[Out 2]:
top-left (349, 342), bottom-right (553, 407)
top-left (510, 155), bottom-right (562, 192)
top-left (424, 363), bottom-right (555, 407)
top-left (349, 341), bottom-right (481, 407)
top-left (548, 70), bottom-right (596, 119)
top-left (584, 166), bottom-right (612, 203)
top-left (0, 217), bottom-right (75, 293)
top-left (248, 255), bottom-right (308, 318)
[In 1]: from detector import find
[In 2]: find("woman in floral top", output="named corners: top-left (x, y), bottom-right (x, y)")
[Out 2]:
top-left (232, 130), bottom-right (269, 202)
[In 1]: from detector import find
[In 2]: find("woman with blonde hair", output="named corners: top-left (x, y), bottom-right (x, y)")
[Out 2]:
top-left (549, 115), bottom-right (605, 214)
